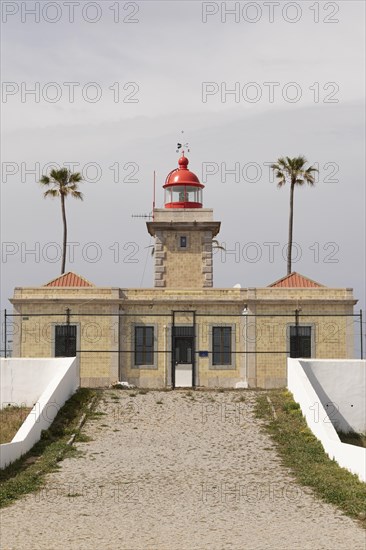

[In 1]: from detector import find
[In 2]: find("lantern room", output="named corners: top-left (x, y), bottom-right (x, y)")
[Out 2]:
top-left (163, 154), bottom-right (204, 208)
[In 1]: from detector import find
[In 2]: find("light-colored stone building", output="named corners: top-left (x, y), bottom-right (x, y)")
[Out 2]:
top-left (9, 154), bottom-right (358, 388)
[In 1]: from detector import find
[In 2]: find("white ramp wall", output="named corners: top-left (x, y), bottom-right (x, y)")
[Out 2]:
top-left (0, 358), bottom-right (79, 469)
top-left (301, 360), bottom-right (365, 433)
top-left (287, 359), bottom-right (366, 482)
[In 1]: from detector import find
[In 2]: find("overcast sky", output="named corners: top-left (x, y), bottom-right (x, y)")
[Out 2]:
top-left (1, 1), bottom-right (365, 349)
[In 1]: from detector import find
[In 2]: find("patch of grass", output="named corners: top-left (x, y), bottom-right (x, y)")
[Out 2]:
top-left (138, 389), bottom-right (149, 395)
top-left (236, 395), bottom-right (246, 403)
top-left (129, 392), bottom-right (137, 398)
top-left (0, 406), bottom-right (32, 444)
top-left (0, 388), bottom-right (98, 509)
top-left (156, 400), bottom-right (163, 405)
top-left (110, 383), bottom-right (136, 390)
top-left (75, 433), bottom-right (93, 443)
top-left (255, 390), bottom-right (366, 527)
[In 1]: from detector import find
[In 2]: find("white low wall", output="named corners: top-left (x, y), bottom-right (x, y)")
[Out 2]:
top-left (0, 358), bottom-right (79, 469)
top-left (301, 359), bottom-right (365, 433)
top-left (287, 359), bottom-right (366, 482)
top-left (175, 364), bottom-right (193, 388)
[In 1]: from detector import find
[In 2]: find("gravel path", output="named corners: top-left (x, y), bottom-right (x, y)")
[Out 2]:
top-left (1, 390), bottom-right (365, 550)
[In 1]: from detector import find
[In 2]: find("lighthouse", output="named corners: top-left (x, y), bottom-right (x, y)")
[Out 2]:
top-left (147, 153), bottom-right (221, 288)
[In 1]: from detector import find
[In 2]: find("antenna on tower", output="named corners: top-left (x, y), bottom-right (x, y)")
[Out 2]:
top-left (132, 169), bottom-right (156, 220)
top-left (153, 170), bottom-right (156, 221)
top-left (176, 130), bottom-right (190, 153)
top-left (131, 213), bottom-right (153, 219)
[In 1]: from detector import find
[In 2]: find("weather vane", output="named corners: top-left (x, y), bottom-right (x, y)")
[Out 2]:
top-left (176, 130), bottom-right (190, 153)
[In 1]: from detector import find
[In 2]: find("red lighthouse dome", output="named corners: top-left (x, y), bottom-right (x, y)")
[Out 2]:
top-left (163, 153), bottom-right (204, 209)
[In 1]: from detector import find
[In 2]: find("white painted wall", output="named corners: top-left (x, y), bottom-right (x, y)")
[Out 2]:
top-left (287, 358), bottom-right (366, 482)
top-left (300, 360), bottom-right (365, 433)
top-left (1, 358), bottom-right (66, 407)
top-left (0, 358), bottom-right (79, 469)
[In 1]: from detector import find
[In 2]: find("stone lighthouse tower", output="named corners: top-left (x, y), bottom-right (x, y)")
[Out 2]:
top-left (147, 153), bottom-right (221, 288)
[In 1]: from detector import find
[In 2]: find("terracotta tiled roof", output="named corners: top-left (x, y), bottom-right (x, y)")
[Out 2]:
top-left (44, 272), bottom-right (94, 287)
top-left (269, 272), bottom-right (324, 288)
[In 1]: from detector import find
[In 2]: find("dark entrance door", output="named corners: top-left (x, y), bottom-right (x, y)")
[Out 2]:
top-left (174, 337), bottom-right (193, 364)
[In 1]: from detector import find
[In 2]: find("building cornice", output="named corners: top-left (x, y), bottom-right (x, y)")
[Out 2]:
top-left (147, 221), bottom-right (221, 237)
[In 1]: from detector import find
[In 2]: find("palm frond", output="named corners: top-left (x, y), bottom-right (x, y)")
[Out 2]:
top-left (304, 174), bottom-right (315, 185)
top-left (277, 157), bottom-right (287, 168)
top-left (71, 191), bottom-right (83, 200)
top-left (273, 169), bottom-right (286, 187)
top-left (43, 189), bottom-right (59, 198)
top-left (306, 165), bottom-right (318, 173)
top-left (69, 172), bottom-right (82, 183)
top-left (294, 156), bottom-right (307, 170)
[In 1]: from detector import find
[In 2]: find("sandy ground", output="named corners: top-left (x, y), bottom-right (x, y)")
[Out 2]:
top-left (0, 390), bottom-right (365, 550)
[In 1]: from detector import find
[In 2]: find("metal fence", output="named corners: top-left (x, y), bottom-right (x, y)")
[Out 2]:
top-left (1, 308), bottom-right (364, 361)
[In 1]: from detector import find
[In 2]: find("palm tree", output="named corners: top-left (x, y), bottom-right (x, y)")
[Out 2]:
top-left (40, 168), bottom-right (83, 274)
top-left (271, 156), bottom-right (317, 275)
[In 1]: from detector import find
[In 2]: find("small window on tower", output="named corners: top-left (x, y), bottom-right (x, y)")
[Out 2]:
top-left (180, 236), bottom-right (187, 248)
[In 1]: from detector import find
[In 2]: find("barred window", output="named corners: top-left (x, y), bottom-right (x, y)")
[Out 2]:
top-left (290, 326), bottom-right (312, 358)
top-left (135, 326), bottom-right (154, 366)
top-left (212, 326), bottom-right (232, 365)
top-left (55, 325), bottom-right (77, 357)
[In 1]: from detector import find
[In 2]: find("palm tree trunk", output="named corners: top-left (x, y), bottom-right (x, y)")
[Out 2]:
top-left (61, 194), bottom-right (67, 274)
top-left (287, 182), bottom-right (295, 275)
